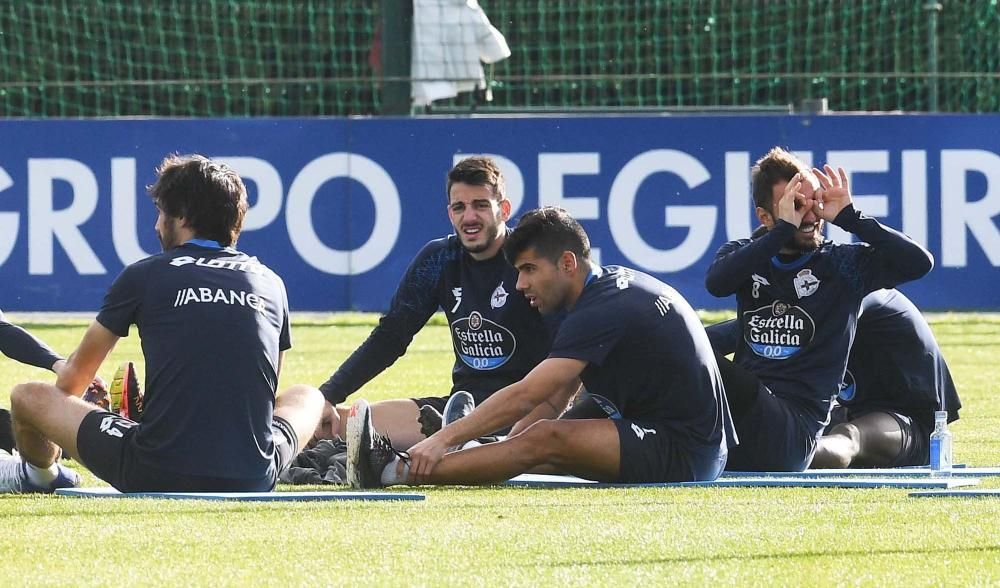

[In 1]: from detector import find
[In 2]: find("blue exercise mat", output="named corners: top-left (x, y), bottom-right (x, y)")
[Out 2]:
top-left (506, 473), bottom-right (980, 489)
top-left (910, 489), bottom-right (1000, 498)
top-left (723, 467), bottom-right (1000, 478)
top-left (55, 487), bottom-right (424, 501)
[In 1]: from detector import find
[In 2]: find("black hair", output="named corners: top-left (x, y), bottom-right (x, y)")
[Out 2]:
top-left (503, 206), bottom-right (590, 265)
top-left (750, 147), bottom-right (809, 213)
top-left (148, 154), bottom-right (248, 246)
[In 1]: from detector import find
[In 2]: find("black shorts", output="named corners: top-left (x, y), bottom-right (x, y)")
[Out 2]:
top-left (614, 418), bottom-right (727, 483)
top-left (724, 385), bottom-right (823, 473)
top-left (76, 410), bottom-right (299, 493)
top-left (827, 405), bottom-right (932, 467)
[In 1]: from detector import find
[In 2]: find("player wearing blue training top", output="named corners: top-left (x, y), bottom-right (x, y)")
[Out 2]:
top-left (349, 207), bottom-right (735, 487)
top-left (707, 288), bottom-right (962, 468)
top-left (314, 157), bottom-right (566, 450)
top-left (0, 155), bottom-right (324, 494)
top-left (705, 147), bottom-right (933, 472)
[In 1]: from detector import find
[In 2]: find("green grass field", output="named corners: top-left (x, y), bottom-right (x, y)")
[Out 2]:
top-left (2, 312), bottom-right (1000, 586)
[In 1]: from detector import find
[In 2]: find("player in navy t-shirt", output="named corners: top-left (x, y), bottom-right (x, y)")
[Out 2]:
top-left (705, 147), bottom-right (933, 472)
top-left (314, 157), bottom-right (568, 450)
top-left (0, 155), bottom-right (324, 494)
top-left (707, 288), bottom-right (961, 468)
top-left (350, 207), bottom-right (735, 487)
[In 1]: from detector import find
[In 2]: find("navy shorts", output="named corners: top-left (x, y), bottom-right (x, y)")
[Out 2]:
top-left (724, 385), bottom-right (823, 473)
top-left (614, 418), bottom-right (727, 483)
top-left (827, 405), bottom-right (932, 467)
top-left (76, 410), bottom-right (298, 493)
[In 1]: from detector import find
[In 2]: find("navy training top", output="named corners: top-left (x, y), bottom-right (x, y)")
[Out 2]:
top-left (549, 265), bottom-right (736, 457)
top-left (320, 232), bottom-right (556, 405)
top-left (97, 241), bottom-right (291, 482)
top-left (706, 289), bottom-right (961, 429)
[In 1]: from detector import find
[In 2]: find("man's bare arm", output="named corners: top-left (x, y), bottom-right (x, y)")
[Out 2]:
top-left (508, 378), bottom-right (581, 436)
top-left (55, 321), bottom-right (119, 396)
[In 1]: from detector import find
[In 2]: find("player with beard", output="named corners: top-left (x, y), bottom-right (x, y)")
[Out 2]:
top-left (314, 157), bottom-right (570, 450)
top-left (704, 147), bottom-right (933, 472)
top-left (0, 154), bottom-right (323, 493)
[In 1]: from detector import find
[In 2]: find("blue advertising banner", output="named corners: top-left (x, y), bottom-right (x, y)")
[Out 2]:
top-left (0, 115), bottom-right (997, 311)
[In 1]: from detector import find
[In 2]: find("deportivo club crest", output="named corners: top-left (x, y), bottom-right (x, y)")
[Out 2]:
top-left (793, 268), bottom-right (820, 299)
top-left (491, 282), bottom-right (509, 309)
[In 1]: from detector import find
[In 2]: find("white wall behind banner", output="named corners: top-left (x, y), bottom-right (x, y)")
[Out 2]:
top-left (0, 115), bottom-right (996, 311)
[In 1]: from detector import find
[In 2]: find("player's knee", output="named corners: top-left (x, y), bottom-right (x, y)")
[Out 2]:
top-left (519, 419), bottom-right (571, 462)
top-left (823, 422), bottom-right (862, 467)
top-left (277, 384), bottom-right (324, 412)
top-left (10, 382), bottom-right (47, 421)
top-left (833, 422), bottom-right (862, 450)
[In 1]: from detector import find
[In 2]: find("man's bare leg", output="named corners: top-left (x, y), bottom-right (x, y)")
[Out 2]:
top-left (811, 411), bottom-right (905, 469)
top-left (329, 399), bottom-right (425, 450)
top-left (408, 419), bottom-right (620, 485)
top-left (10, 382), bottom-right (97, 466)
top-left (274, 385), bottom-right (325, 451)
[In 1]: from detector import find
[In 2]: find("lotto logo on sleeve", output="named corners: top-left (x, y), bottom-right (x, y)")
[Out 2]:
top-left (451, 311), bottom-right (517, 370)
top-left (743, 301), bottom-right (816, 360)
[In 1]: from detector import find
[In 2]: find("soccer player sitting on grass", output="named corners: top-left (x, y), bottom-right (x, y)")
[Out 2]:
top-left (312, 157), bottom-right (572, 451)
top-left (707, 288), bottom-right (961, 468)
top-left (704, 147), bottom-right (934, 472)
top-left (0, 154), bottom-right (323, 494)
top-left (347, 206), bottom-right (735, 488)
top-left (0, 312), bottom-right (108, 453)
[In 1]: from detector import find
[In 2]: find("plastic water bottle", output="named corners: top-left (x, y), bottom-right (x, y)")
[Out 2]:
top-left (929, 410), bottom-right (953, 478)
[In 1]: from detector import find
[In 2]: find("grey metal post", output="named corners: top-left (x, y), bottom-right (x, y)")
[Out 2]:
top-left (381, 0), bottom-right (413, 115)
top-left (924, 2), bottom-right (943, 112)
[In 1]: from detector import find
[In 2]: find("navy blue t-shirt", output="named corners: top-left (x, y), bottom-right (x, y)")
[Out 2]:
top-left (549, 265), bottom-right (735, 456)
top-left (838, 289), bottom-right (961, 427)
top-left (706, 289), bottom-right (961, 429)
top-left (96, 241), bottom-right (291, 481)
top-left (321, 232), bottom-right (555, 405)
top-left (705, 206), bottom-right (933, 431)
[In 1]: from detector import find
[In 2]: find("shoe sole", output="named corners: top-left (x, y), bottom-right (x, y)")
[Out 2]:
top-left (442, 391), bottom-right (475, 453)
top-left (109, 362), bottom-right (132, 416)
top-left (345, 399), bottom-right (370, 489)
top-left (442, 391), bottom-right (475, 428)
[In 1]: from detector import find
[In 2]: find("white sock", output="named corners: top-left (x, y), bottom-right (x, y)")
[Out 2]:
top-left (380, 457), bottom-right (410, 486)
top-left (458, 439), bottom-right (482, 451)
top-left (25, 462), bottom-right (58, 487)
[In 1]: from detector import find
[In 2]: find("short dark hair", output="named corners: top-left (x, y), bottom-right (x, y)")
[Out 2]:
top-left (750, 147), bottom-right (809, 213)
top-left (447, 156), bottom-right (505, 202)
top-left (148, 154), bottom-right (248, 247)
top-left (504, 207), bottom-right (590, 265)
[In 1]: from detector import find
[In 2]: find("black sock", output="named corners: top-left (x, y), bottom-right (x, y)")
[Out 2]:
top-left (0, 408), bottom-right (15, 453)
